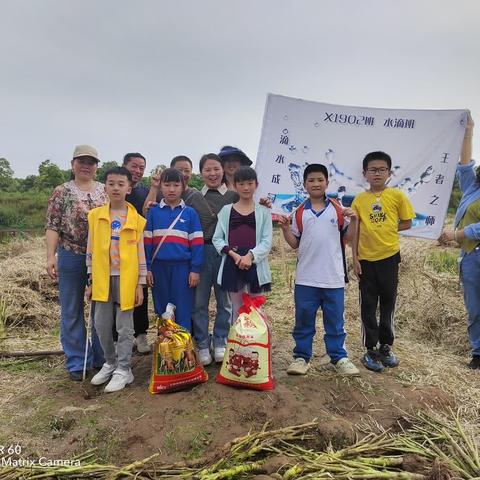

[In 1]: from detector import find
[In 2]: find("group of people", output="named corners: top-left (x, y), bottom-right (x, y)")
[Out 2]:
top-left (45, 113), bottom-right (480, 393)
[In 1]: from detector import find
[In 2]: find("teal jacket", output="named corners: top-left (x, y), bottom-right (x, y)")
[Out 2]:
top-left (212, 203), bottom-right (272, 287)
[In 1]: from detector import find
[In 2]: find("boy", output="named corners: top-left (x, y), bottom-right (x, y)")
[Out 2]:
top-left (86, 167), bottom-right (147, 392)
top-left (278, 164), bottom-right (359, 376)
top-left (352, 151), bottom-right (415, 372)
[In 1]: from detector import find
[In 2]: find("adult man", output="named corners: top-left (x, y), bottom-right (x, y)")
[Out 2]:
top-left (123, 153), bottom-right (151, 353)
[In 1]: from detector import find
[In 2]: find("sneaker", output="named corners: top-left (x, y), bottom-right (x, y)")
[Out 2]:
top-left (361, 350), bottom-right (385, 373)
top-left (135, 334), bottom-right (151, 354)
top-left (334, 357), bottom-right (360, 376)
top-left (287, 357), bottom-right (310, 375)
top-left (91, 362), bottom-right (117, 385)
top-left (467, 355), bottom-right (480, 370)
top-left (198, 348), bottom-right (213, 366)
top-left (69, 371), bottom-right (84, 382)
top-left (379, 344), bottom-right (399, 368)
top-left (104, 369), bottom-right (134, 393)
top-left (214, 347), bottom-right (226, 363)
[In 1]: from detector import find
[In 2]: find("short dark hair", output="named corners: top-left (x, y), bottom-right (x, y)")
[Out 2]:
top-left (104, 166), bottom-right (133, 184)
top-left (234, 166), bottom-right (257, 184)
top-left (123, 152), bottom-right (146, 166)
top-left (476, 165), bottom-right (480, 185)
top-left (363, 151), bottom-right (392, 171)
top-left (199, 153), bottom-right (223, 172)
top-left (160, 167), bottom-right (185, 186)
top-left (303, 163), bottom-right (328, 183)
top-left (170, 155), bottom-right (192, 168)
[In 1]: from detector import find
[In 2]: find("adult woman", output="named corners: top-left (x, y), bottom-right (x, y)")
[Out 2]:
top-left (46, 145), bottom-right (108, 380)
top-left (193, 154), bottom-right (239, 365)
top-left (439, 113), bottom-right (480, 369)
top-left (218, 146), bottom-right (252, 191)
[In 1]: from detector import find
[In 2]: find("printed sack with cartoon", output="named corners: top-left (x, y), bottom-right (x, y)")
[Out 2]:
top-left (216, 294), bottom-right (274, 391)
top-left (149, 303), bottom-right (208, 393)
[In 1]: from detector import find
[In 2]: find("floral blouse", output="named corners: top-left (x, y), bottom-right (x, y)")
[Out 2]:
top-left (45, 180), bottom-right (108, 254)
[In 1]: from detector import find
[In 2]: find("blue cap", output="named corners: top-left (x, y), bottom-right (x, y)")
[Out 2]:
top-left (218, 145), bottom-right (252, 166)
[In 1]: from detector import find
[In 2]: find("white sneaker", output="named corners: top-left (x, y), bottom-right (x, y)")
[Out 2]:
top-left (198, 348), bottom-right (213, 366)
top-left (214, 347), bottom-right (226, 363)
top-left (91, 362), bottom-right (117, 385)
top-left (287, 358), bottom-right (310, 375)
top-left (135, 334), bottom-right (151, 354)
top-left (104, 369), bottom-right (134, 393)
top-left (334, 357), bottom-right (360, 376)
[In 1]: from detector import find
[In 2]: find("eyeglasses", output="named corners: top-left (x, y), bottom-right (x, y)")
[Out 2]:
top-left (366, 167), bottom-right (389, 174)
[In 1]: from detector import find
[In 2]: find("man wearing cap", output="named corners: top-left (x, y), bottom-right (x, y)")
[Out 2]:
top-left (45, 145), bottom-right (108, 381)
top-left (218, 146), bottom-right (252, 190)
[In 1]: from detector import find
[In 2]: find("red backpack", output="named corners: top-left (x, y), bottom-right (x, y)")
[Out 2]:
top-left (294, 197), bottom-right (349, 283)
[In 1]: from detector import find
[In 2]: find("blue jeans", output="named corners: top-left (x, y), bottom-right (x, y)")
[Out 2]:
top-left (293, 284), bottom-right (347, 363)
top-left (57, 248), bottom-right (104, 372)
top-left (193, 244), bottom-right (232, 349)
top-left (150, 260), bottom-right (193, 332)
top-left (460, 247), bottom-right (480, 356)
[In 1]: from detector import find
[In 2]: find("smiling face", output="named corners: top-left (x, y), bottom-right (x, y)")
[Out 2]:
top-left (105, 173), bottom-right (132, 202)
top-left (201, 158), bottom-right (224, 189)
top-left (223, 158), bottom-right (242, 177)
top-left (363, 159), bottom-right (391, 190)
top-left (123, 156), bottom-right (146, 186)
top-left (304, 171), bottom-right (328, 198)
top-left (71, 156), bottom-right (98, 181)
top-left (172, 160), bottom-right (192, 185)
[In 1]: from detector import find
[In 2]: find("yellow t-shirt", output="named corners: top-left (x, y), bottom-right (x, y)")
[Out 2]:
top-left (352, 188), bottom-right (415, 261)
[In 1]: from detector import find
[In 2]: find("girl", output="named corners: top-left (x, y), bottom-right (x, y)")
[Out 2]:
top-left (192, 154), bottom-right (239, 365)
top-left (213, 166), bottom-right (272, 324)
top-left (145, 168), bottom-right (204, 332)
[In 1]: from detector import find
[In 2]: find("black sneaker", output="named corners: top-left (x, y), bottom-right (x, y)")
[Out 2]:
top-left (379, 344), bottom-right (399, 368)
top-left (467, 356), bottom-right (480, 370)
top-left (69, 371), bottom-right (84, 381)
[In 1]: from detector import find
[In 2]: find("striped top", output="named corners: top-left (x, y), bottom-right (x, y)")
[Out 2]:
top-left (86, 207), bottom-right (147, 284)
top-left (144, 199), bottom-right (204, 273)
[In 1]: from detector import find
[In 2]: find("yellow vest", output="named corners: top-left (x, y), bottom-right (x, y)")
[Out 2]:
top-left (87, 202), bottom-right (146, 311)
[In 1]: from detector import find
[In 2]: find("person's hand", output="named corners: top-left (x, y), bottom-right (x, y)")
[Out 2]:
top-left (438, 228), bottom-right (455, 244)
top-left (46, 256), bottom-right (57, 280)
top-left (277, 214), bottom-right (291, 231)
top-left (144, 200), bottom-right (158, 214)
top-left (230, 251), bottom-right (242, 266)
top-left (135, 285), bottom-right (144, 307)
top-left (353, 259), bottom-right (362, 280)
top-left (342, 207), bottom-right (357, 220)
top-left (465, 111), bottom-right (474, 135)
top-left (189, 272), bottom-right (200, 288)
top-left (85, 285), bottom-right (92, 302)
top-left (238, 253), bottom-right (253, 270)
top-left (150, 170), bottom-right (161, 189)
top-left (259, 197), bottom-right (273, 209)
top-left (146, 271), bottom-right (154, 287)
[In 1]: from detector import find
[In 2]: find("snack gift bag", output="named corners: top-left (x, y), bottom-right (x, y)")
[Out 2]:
top-left (149, 303), bottom-right (208, 393)
top-left (216, 294), bottom-right (274, 390)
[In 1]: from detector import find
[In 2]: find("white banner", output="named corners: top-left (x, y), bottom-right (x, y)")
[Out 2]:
top-left (255, 94), bottom-right (467, 240)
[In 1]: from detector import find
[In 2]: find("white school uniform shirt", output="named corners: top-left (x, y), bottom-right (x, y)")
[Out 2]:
top-left (291, 199), bottom-right (348, 289)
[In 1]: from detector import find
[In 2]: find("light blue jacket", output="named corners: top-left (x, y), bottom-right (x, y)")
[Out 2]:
top-left (454, 160), bottom-right (480, 244)
top-left (213, 203), bottom-right (272, 287)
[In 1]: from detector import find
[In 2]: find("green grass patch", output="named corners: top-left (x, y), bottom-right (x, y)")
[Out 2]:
top-left (426, 250), bottom-right (458, 275)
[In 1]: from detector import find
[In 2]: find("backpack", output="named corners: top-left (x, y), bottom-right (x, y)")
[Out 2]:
top-left (294, 197), bottom-right (349, 283)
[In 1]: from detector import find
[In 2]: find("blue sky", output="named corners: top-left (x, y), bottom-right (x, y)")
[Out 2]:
top-left (1, 0), bottom-right (479, 178)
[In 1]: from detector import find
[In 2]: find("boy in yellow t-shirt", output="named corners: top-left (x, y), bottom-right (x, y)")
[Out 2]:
top-left (352, 151), bottom-right (415, 373)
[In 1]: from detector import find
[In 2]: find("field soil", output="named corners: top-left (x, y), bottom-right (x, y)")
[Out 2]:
top-left (0, 233), bottom-right (478, 469)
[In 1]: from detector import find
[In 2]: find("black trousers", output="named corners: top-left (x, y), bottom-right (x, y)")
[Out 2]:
top-left (113, 287), bottom-right (149, 340)
top-left (359, 252), bottom-right (400, 349)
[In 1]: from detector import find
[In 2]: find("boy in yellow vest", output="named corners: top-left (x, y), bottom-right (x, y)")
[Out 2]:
top-left (86, 167), bottom-right (147, 392)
